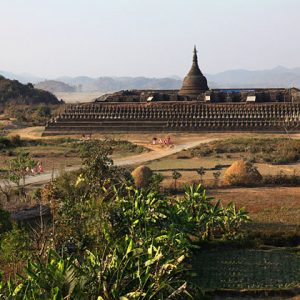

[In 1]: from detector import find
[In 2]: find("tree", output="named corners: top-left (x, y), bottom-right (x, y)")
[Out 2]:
top-left (37, 104), bottom-right (51, 117)
top-left (79, 140), bottom-right (132, 197)
top-left (45, 140), bottom-right (133, 252)
top-left (0, 174), bottom-right (13, 204)
top-left (172, 170), bottom-right (182, 191)
top-left (8, 151), bottom-right (35, 197)
top-left (196, 167), bottom-right (206, 182)
top-left (213, 171), bottom-right (221, 187)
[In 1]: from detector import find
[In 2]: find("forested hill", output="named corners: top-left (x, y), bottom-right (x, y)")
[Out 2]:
top-left (0, 75), bottom-right (61, 106)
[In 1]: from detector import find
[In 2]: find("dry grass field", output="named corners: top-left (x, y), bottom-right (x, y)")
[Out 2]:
top-left (146, 155), bottom-right (300, 187)
top-left (212, 187), bottom-right (300, 235)
top-left (0, 138), bottom-right (147, 173)
top-left (141, 135), bottom-right (300, 240)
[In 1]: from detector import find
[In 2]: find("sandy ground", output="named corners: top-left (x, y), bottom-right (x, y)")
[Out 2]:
top-left (8, 126), bottom-right (45, 139)
top-left (9, 126), bottom-right (300, 141)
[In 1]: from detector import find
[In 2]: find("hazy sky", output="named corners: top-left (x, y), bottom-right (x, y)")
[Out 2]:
top-left (1, 0), bottom-right (299, 78)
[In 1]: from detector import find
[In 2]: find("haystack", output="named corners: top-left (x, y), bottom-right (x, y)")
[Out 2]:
top-left (223, 160), bottom-right (262, 186)
top-left (131, 165), bottom-right (153, 189)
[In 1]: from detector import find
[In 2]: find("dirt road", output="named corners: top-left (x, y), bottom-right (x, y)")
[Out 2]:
top-left (13, 138), bottom-right (216, 186)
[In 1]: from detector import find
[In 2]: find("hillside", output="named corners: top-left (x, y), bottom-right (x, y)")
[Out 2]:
top-left (35, 80), bottom-right (76, 93)
top-left (0, 75), bottom-right (61, 106)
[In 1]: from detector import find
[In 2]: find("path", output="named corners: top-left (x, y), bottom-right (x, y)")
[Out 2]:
top-left (9, 138), bottom-right (216, 186)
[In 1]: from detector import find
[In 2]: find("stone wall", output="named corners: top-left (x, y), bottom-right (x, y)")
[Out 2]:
top-left (43, 101), bottom-right (300, 135)
top-left (95, 88), bottom-right (300, 103)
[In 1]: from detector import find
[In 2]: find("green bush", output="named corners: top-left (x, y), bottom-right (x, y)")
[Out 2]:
top-left (0, 226), bottom-right (31, 271)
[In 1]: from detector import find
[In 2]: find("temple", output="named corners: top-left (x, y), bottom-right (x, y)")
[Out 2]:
top-left (178, 46), bottom-right (209, 97)
top-left (43, 47), bottom-right (300, 135)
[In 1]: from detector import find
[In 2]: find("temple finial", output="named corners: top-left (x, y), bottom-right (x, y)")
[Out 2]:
top-left (193, 45), bottom-right (198, 62)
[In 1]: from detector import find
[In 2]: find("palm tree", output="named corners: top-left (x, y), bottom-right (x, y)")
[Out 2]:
top-left (200, 200), bottom-right (224, 239)
top-left (196, 167), bottom-right (206, 183)
top-left (172, 170), bottom-right (182, 191)
top-left (212, 171), bottom-right (221, 187)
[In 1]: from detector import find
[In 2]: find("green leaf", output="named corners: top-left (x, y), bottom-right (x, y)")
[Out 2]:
top-left (12, 283), bottom-right (23, 296)
top-left (132, 219), bottom-right (139, 226)
top-left (126, 239), bottom-right (133, 255)
top-left (51, 287), bottom-right (62, 300)
top-left (145, 253), bottom-right (163, 267)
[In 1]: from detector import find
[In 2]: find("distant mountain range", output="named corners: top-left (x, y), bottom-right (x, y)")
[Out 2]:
top-left (1, 66), bottom-right (300, 93)
top-left (206, 66), bottom-right (300, 88)
top-left (54, 76), bottom-right (183, 92)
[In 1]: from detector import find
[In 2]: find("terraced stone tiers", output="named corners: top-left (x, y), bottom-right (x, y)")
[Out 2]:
top-left (43, 101), bottom-right (300, 135)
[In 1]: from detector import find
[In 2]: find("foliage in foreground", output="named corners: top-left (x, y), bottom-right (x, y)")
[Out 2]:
top-left (0, 140), bottom-right (250, 299)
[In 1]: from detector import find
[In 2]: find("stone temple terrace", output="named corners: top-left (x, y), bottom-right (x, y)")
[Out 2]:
top-left (43, 47), bottom-right (300, 135)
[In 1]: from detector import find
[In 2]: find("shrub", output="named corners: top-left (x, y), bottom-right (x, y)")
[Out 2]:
top-left (0, 137), bottom-right (11, 150)
top-left (263, 173), bottom-right (300, 186)
top-left (149, 172), bottom-right (164, 190)
top-left (36, 103), bottom-right (51, 117)
top-left (0, 226), bottom-right (31, 272)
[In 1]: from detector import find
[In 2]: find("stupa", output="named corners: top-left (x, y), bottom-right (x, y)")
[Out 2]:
top-left (178, 46), bottom-right (209, 96)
